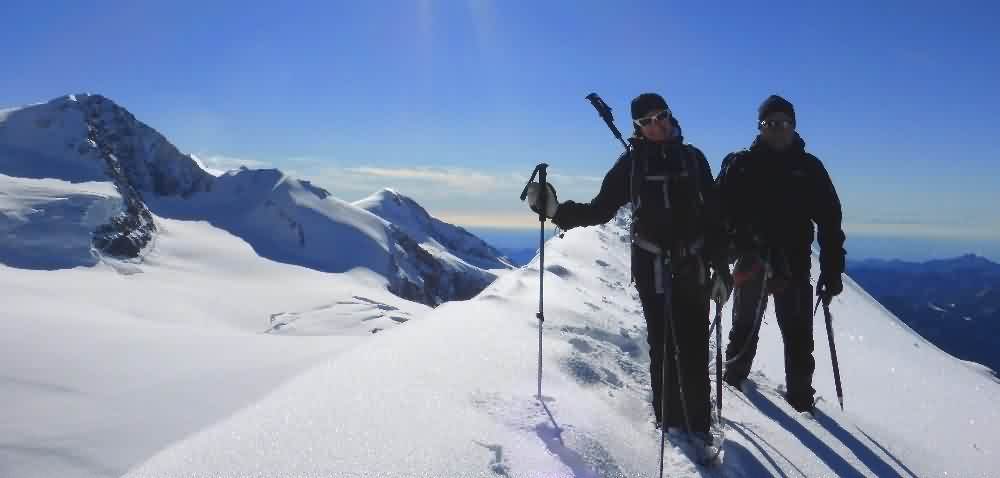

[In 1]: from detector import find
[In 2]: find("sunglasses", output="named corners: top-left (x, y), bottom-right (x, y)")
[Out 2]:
top-left (634, 109), bottom-right (672, 128)
top-left (759, 119), bottom-right (795, 130)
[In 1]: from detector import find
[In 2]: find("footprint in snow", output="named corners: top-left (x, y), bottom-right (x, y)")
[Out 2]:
top-left (569, 337), bottom-right (596, 354)
top-left (545, 264), bottom-right (572, 278)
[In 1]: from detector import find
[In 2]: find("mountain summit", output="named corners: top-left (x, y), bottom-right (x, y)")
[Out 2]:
top-left (0, 94), bottom-right (511, 305)
top-left (354, 188), bottom-right (515, 271)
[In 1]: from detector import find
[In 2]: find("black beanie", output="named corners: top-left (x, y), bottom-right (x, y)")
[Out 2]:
top-left (758, 95), bottom-right (795, 123)
top-left (631, 93), bottom-right (669, 120)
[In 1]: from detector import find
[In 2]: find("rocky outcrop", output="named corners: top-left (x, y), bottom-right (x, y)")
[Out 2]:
top-left (385, 225), bottom-right (495, 306)
top-left (28, 94), bottom-right (216, 257)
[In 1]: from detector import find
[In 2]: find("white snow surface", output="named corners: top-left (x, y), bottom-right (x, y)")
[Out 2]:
top-left (0, 208), bottom-right (431, 478)
top-left (0, 174), bottom-right (121, 268)
top-left (117, 214), bottom-right (998, 478)
top-left (0, 89), bottom-right (505, 475)
top-left (0, 97), bottom-right (106, 183)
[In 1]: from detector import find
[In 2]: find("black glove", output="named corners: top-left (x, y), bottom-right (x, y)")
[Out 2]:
top-left (710, 267), bottom-right (734, 305)
top-left (524, 182), bottom-right (559, 219)
top-left (816, 272), bottom-right (843, 303)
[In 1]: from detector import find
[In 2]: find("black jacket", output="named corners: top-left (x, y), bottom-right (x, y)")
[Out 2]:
top-left (716, 134), bottom-right (845, 277)
top-left (552, 135), bottom-right (726, 271)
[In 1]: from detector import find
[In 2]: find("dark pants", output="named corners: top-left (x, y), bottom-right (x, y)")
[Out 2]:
top-left (633, 248), bottom-right (711, 433)
top-left (723, 256), bottom-right (816, 410)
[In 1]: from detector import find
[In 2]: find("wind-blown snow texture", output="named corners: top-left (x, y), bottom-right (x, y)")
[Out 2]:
top-left (126, 212), bottom-right (998, 478)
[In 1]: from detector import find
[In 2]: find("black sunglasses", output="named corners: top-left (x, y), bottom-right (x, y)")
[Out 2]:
top-left (759, 119), bottom-right (795, 130)
top-left (634, 109), bottom-right (672, 128)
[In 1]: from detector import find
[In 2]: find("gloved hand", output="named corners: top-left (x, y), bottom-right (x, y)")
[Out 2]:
top-left (710, 268), bottom-right (734, 305)
top-left (816, 271), bottom-right (843, 303)
top-left (525, 182), bottom-right (559, 219)
top-left (733, 258), bottom-right (765, 289)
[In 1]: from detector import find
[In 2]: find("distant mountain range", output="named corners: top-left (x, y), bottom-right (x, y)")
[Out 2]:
top-left (847, 254), bottom-right (1000, 374)
top-left (0, 94), bottom-right (513, 306)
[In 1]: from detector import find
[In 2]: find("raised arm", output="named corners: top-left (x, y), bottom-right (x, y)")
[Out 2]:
top-left (551, 152), bottom-right (631, 230)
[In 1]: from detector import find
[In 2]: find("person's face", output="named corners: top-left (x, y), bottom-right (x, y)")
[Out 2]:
top-left (635, 109), bottom-right (673, 143)
top-left (759, 112), bottom-right (795, 151)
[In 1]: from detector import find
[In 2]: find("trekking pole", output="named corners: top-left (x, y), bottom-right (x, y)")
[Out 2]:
top-left (660, 317), bottom-right (668, 478)
top-left (713, 299), bottom-right (723, 418)
top-left (816, 294), bottom-right (845, 410)
top-left (520, 163), bottom-right (550, 399)
top-left (659, 254), bottom-right (700, 476)
top-left (585, 93), bottom-right (630, 151)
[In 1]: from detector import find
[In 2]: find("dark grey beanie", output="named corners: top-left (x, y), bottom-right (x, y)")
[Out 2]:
top-left (758, 95), bottom-right (796, 123)
top-left (631, 93), bottom-right (669, 120)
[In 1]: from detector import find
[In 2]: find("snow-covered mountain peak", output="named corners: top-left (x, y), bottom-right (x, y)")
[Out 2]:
top-left (365, 186), bottom-right (405, 202)
top-left (355, 187), bottom-right (428, 220)
top-left (0, 94), bottom-right (212, 196)
top-left (0, 93), bottom-right (220, 257)
top-left (354, 188), bottom-right (515, 271)
top-left (1, 94), bottom-right (106, 183)
top-left (210, 167), bottom-right (331, 205)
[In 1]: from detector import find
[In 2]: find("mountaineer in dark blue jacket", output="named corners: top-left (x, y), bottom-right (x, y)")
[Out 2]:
top-left (717, 95), bottom-right (846, 413)
top-left (526, 93), bottom-right (732, 436)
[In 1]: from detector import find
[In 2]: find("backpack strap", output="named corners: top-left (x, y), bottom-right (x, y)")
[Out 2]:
top-left (685, 145), bottom-right (706, 207)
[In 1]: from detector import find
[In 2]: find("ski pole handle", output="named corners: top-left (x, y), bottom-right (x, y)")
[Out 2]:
top-left (519, 163), bottom-right (549, 200)
top-left (536, 167), bottom-right (548, 223)
top-left (520, 163), bottom-right (550, 223)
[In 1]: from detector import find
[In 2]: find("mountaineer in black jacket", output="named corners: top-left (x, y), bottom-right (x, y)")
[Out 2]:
top-left (717, 95), bottom-right (846, 413)
top-left (526, 93), bottom-right (732, 436)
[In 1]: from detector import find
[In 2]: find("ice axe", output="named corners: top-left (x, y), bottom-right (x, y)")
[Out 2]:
top-left (815, 292), bottom-right (845, 411)
top-left (586, 93), bottom-right (630, 151)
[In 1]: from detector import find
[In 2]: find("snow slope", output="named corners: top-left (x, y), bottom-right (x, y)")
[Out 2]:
top-left (0, 93), bottom-right (514, 477)
top-left (0, 175), bottom-right (120, 268)
top-left (147, 169), bottom-right (501, 305)
top-left (126, 212), bottom-right (1000, 477)
top-left (0, 212), bottom-right (432, 478)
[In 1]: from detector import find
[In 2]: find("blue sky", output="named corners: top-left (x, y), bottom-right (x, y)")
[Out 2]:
top-left (2, 1), bottom-right (998, 259)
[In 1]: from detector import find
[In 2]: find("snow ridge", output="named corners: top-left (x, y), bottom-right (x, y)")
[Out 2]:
top-left (355, 188), bottom-right (515, 270)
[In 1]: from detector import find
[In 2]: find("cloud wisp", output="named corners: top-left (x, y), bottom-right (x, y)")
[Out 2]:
top-left (187, 155), bottom-right (611, 228)
top-left (193, 155), bottom-right (274, 176)
top-left (344, 167), bottom-right (499, 193)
